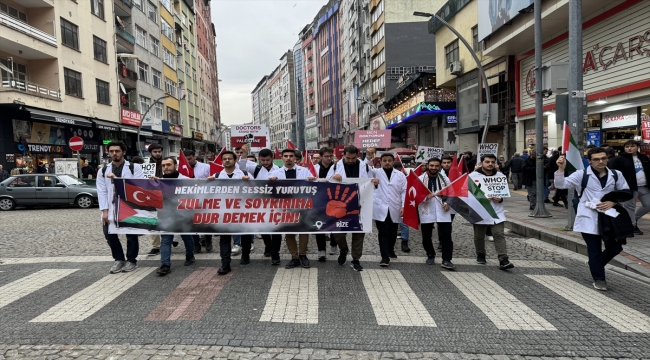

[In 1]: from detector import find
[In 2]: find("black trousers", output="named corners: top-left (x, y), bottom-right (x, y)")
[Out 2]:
top-left (421, 222), bottom-right (453, 261)
top-left (220, 234), bottom-right (252, 264)
top-left (261, 234), bottom-right (282, 258)
top-left (375, 213), bottom-right (399, 261)
top-left (553, 188), bottom-right (568, 205)
top-left (315, 233), bottom-right (337, 251)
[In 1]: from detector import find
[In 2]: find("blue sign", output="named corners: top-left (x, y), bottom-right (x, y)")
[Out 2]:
top-left (446, 115), bottom-right (457, 124)
top-left (586, 131), bottom-right (601, 147)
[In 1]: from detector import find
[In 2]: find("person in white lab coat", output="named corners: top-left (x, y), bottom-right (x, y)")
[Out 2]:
top-left (555, 147), bottom-right (629, 291)
top-left (372, 153), bottom-right (406, 266)
top-left (418, 158), bottom-right (455, 269)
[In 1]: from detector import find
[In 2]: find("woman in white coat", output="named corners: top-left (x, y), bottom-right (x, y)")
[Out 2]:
top-left (372, 153), bottom-right (406, 266)
top-left (554, 147), bottom-right (629, 291)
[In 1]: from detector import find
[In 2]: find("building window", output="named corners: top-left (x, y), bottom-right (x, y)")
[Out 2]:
top-left (93, 36), bottom-right (107, 63)
top-left (96, 79), bottom-right (110, 104)
top-left (192, 68), bottom-right (196, 81)
top-left (154, 102), bottom-right (164, 118)
top-left (165, 77), bottom-right (177, 98)
top-left (182, 11), bottom-right (187, 25)
top-left (185, 62), bottom-right (190, 74)
top-left (161, 19), bottom-right (174, 40)
top-left (60, 18), bottom-right (79, 50)
top-left (472, 26), bottom-right (479, 51)
top-left (140, 95), bottom-right (151, 113)
top-left (90, 0), bottom-right (104, 19)
top-left (0, 2), bottom-right (28, 22)
top-left (133, 0), bottom-right (142, 11)
top-left (149, 36), bottom-right (159, 56)
top-left (188, 90), bottom-right (193, 104)
top-left (160, 0), bottom-right (171, 12)
top-left (189, 21), bottom-right (193, 34)
top-left (138, 61), bottom-right (148, 83)
top-left (163, 48), bottom-right (176, 69)
top-left (147, 1), bottom-right (157, 23)
top-left (445, 40), bottom-right (459, 68)
top-left (194, 93), bottom-right (198, 105)
top-left (190, 44), bottom-right (195, 57)
top-left (167, 107), bottom-right (179, 124)
top-left (152, 68), bottom-right (162, 89)
top-left (189, 115), bottom-right (195, 129)
top-left (371, 0), bottom-right (383, 23)
top-left (64, 68), bottom-right (82, 97)
top-left (135, 26), bottom-right (147, 48)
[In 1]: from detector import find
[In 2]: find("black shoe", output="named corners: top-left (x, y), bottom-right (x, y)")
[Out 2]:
top-left (184, 256), bottom-right (195, 266)
top-left (205, 241), bottom-right (213, 253)
top-left (401, 241), bottom-right (411, 253)
top-left (157, 264), bottom-right (171, 276)
top-left (299, 255), bottom-right (310, 268)
top-left (350, 260), bottom-right (363, 271)
top-left (552, 202), bottom-right (563, 207)
top-left (264, 251), bottom-right (271, 257)
top-left (147, 248), bottom-right (160, 256)
top-left (388, 250), bottom-right (398, 259)
top-left (172, 241), bottom-right (179, 247)
top-left (240, 256), bottom-right (250, 265)
top-left (499, 257), bottom-right (514, 270)
top-left (379, 258), bottom-right (390, 267)
top-left (441, 260), bottom-right (456, 270)
top-left (529, 205), bottom-right (534, 210)
top-left (271, 257), bottom-right (281, 266)
top-left (426, 255), bottom-right (435, 265)
top-left (633, 225), bottom-right (643, 235)
top-left (194, 245), bottom-right (202, 254)
top-left (217, 265), bottom-right (231, 275)
top-left (476, 254), bottom-right (487, 264)
top-left (437, 243), bottom-right (442, 250)
top-left (338, 249), bottom-right (348, 265)
top-left (285, 259), bottom-right (301, 269)
top-left (544, 199), bottom-right (552, 204)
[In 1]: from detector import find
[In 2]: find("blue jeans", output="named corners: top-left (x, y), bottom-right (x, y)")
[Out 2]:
top-left (400, 223), bottom-right (409, 241)
top-left (581, 233), bottom-right (622, 281)
top-left (160, 235), bottom-right (195, 267)
top-left (103, 223), bottom-right (139, 263)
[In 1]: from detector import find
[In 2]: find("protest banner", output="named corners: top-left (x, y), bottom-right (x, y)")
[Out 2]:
top-left (230, 125), bottom-right (270, 151)
top-left (415, 146), bottom-right (445, 163)
top-left (354, 130), bottom-right (392, 148)
top-left (471, 175), bottom-right (510, 198)
top-left (108, 178), bottom-right (374, 235)
top-left (138, 163), bottom-right (157, 178)
top-left (477, 143), bottom-right (499, 159)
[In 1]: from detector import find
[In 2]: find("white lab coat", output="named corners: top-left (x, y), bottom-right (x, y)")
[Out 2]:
top-left (554, 167), bottom-right (629, 235)
top-left (238, 159), bottom-right (278, 179)
top-left (326, 159), bottom-right (374, 179)
top-left (96, 161), bottom-right (144, 211)
top-left (191, 161), bottom-right (211, 179)
top-left (269, 165), bottom-right (313, 179)
top-left (418, 172), bottom-right (452, 223)
top-left (212, 168), bottom-right (247, 179)
top-left (372, 168), bottom-right (406, 222)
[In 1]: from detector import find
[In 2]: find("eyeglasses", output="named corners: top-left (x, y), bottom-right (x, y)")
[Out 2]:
top-left (591, 157), bottom-right (608, 162)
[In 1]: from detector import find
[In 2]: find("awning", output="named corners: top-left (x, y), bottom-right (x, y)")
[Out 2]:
top-left (25, 106), bottom-right (93, 127)
top-left (119, 125), bottom-right (152, 137)
top-left (92, 119), bottom-right (120, 132)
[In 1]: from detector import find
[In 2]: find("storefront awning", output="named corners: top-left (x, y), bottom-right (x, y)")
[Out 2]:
top-left (119, 125), bottom-right (152, 137)
top-left (92, 119), bottom-right (120, 132)
top-left (25, 106), bottom-right (93, 127)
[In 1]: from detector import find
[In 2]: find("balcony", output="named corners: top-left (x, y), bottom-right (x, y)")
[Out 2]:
top-left (114, 0), bottom-right (133, 17)
top-left (0, 13), bottom-right (57, 57)
top-left (118, 64), bottom-right (138, 89)
top-left (306, 49), bottom-right (313, 59)
top-left (115, 27), bottom-right (134, 53)
top-left (1, 79), bottom-right (60, 101)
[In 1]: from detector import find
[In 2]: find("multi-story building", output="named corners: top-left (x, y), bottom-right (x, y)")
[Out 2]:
top-left (251, 76), bottom-right (268, 126)
top-left (279, 51), bottom-right (296, 148)
top-left (267, 65), bottom-right (282, 150)
top-left (0, 0), bottom-right (120, 171)
top-left (292, 43), bottom-right (305, 150)
top-left (299, 22), bottom-right (319, 149)
top-left (195, 0), bottom-right (219, 151)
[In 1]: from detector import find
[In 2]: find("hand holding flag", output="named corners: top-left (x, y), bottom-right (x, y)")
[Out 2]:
top-left (403, 171), bottom-right (431, 229)
top-left (307, 156), bottom-right (318, 177)
top-left (178, 151), bottom-right (194, 178)
top-left (412, 164), bottom-right (423, 176)
top-left (286, 140), bottom-right (297, 150)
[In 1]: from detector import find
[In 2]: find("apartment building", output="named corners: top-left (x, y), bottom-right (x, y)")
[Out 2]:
top-left (299, 22), bottom-right (319, 149)
top-left (195, 0), bottom-right (219, 147)
top-left (292, 41), bottom-right (305, 150)
top-left (251, 76), bottom-right (268, 126)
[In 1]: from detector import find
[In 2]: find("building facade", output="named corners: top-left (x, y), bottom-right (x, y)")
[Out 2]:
top-left (299, 22), bottom-right (320, 150)
top-left (195, 0), bottom-right (219, 148)
top-left (293, 41), bottom-right (305, 150)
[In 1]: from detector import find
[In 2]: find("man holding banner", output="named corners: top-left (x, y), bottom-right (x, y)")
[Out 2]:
top-left (314, 147), bottom-right (338, 260)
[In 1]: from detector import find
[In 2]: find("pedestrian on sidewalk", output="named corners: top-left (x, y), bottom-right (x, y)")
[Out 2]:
top-left (522, 150), bottom-right (537, 210)
top-left (393, 161), bottom-right (411, 253)
top-left (608, 140), bottom-right (650, 235)
top-left (554, 147), bottom-right (630, 291)
top-left (506, 153), bottom-right (525, 190)
top-left (0, 165), bottom-right (9, 182)
top-left (548, 147), bottom-right (568, 208)
top-left (372, 153), bottom-right (406, 267)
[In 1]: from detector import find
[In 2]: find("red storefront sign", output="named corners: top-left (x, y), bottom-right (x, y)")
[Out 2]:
top-left (121, 108), bottom-right (142, 127)
top-left (173, 125), bottom-right (182, 136)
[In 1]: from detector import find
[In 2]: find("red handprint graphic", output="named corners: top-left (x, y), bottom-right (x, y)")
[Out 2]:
top-left (326, 185), bottom-right (360, 218)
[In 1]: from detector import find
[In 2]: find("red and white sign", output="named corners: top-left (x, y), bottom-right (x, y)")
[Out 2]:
top-left (230, 124), bottom-right (269, 151)
top-left (601, 108), bottom-right (638, 129)
top-left (121, 108), bottom-right (142, 127)
top-left (69, 136), bottom-right (84, 151)
top-left (354, 130), bottom-right (392, 148)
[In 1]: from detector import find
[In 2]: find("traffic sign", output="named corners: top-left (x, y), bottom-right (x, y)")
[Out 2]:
top-left (69, 136), bottom-right (84, 151)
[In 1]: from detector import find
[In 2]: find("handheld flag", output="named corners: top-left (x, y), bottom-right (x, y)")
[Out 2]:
top-left (394, 153), bottom-right (406, 174)
top-left (307, 156), bottom-right (318, 177)
top-left (458, 155), bottom-right (468, 175)
top-left (435, 173), bottom-right (501, 224)
top-left (178, 151), bottom-right (195, 178)
top-left (562, 121), bottom-right (585, 174)
top-left (447, 154), bottom-right (461, 181)
top-left (209, 162), bottom-right (224, 176)
top-left (403, 171), bottom-right (431, 229)
top-left (286, 140), bottom-right (297, 150)
top-left (412, 164), bottom-right (423, 176)
top-left (213, 147), bottom-right (227, 165)
top-left (274, 147), bottom-right (281, 159)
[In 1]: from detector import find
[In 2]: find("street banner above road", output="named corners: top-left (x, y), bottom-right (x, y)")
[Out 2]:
top-left (415, 146), bottom-right (444, 163)
top-left (108, 178), bottom-right (374, 235)
top-left (353, 130), bottom-right (392, 148)
top-left (230, 125), bottom-right (270, 151)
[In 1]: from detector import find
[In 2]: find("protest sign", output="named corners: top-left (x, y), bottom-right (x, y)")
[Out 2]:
top-left (230, 125), bottom-right (270, 151)
top-left (108, 178), bottom-right (374, 235)
top-left (354, 130), bottom-right (392, 148)
top-left (138, 163), bottom-right (157, 178)
top-left (471, 175), bottom-right (510, 198)
top-left (477, 143), bottom-right (499, 159)
top-left (415, 146), bottom-right (445, 163)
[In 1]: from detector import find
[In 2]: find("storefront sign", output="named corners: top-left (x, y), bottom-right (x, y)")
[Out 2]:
top-left (142, 116), bottom-right (163, 132)
top-left (5, 154), bottom-right (15, 163)
top-left (102, 139), bottom-right (112, 145)
top-left (446, 115), bottom-right (457, 124)
top-left (95, 122), bottom-right (120, 132)
top-left (121, 109), bottom-right (143, 127)
top-left (12, 119), bottom-right (67, 145)
top-left (353, 130), bottom-right (392, 148)
top-left (83, 143), bottom-right (99, 152)
top-left (387, 102), bottom-right (456, 126)
top-left (602, 108), bottom-right (638, 129)
top-left (230, 125), bottom-right (270, 151)
top-left (193, 131), bottom-right (204, 141)
top-left (305, 116), bottom-right (318, 128)
top-left (27, 144), bottom-right (66, 153)
top-left (586, 131), bottom-right (601, 147)
top-left (173, 125), bottom-right (182, 136)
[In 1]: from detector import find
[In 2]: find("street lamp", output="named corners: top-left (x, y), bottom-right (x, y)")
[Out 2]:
top-left (136, 94), bottom-right (172, 156)
top-left (413, 11), bottom-right (491, 144)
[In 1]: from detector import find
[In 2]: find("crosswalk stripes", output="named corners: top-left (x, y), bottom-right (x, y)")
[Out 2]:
top-left (442, 272), bottom-right (557, 331)
top-left (260, 268), bottom-right (319, 324)
top-left (30, 267), bottom-right (156, 323)
top-left (0, 269), bottom-right (78, 310)
top-left (527, 275), bottom-right (650, 333)
top-left (361, 270), bottom-right (436, 327)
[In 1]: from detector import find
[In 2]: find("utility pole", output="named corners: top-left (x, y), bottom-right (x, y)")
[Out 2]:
top-left (530, 0), bottom-right (551, 217)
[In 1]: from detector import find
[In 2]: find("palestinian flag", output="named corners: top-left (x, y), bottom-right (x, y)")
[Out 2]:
top-left (117, 198), bottom-right (158, 230)
top-left (562, 121), bottom-right (584, 174)
top-left (436, 173), bottom-right (501, 224)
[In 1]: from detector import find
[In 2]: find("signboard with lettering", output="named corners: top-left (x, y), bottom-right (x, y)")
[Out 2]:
top-left (353, 130), bottom-right (392, 148)
top-left (230, 125), bottom-right (270, 151)
top-left (173, 125), bottom-right (182, 136)
top-left (601, 108), bottom-right (638, 129)
top-left (586, 131), bottom-right (601, 147)
top-left (121, 108), bottom-right (143, 127)
top-left (477, 143), bottom-right (499, 159)
top-left (446, 115), bottom-right (457, 124)
top-left (193, 131), bottom-right (204, 141)
top-left (142, 116), bottom-right (163, 132)
top-left (386, 101), bottom-right (456, 126)
top-left (138, 163), bottom-right (157, 178)
top-left (472, 175), bottom-right (511, 198)
top-left (415, 146), bottom-right (444, 163)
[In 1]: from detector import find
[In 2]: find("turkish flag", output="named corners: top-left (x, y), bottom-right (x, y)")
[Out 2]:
top-left (447, 154), bottom-right (461, 182)
top-left (403, 171), bottom-right (430, 230)
top-left (209, 162), bottom-right (224, 176)
top-left (394, 153), bottom-right (406, 174)
top-left (286, 140), bottom-right (297, 150)
top-left (125, 183), bottom-right (163, 209)
top-left (307, 156), bottom-right (318, 177)
top-left (274, 147), bottom-right (281, 159)
top-left (213, 147), bottom-right (227, 165)
top-left (178, 151), bottom-right (194, 178)
top-left (458, 155), bottom-right (468, 175)
top-left (412, 164), bottom-right (423, 177)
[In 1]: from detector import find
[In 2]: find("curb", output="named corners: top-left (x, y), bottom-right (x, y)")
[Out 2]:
top-left (505, 218), bottom-right (650, 278)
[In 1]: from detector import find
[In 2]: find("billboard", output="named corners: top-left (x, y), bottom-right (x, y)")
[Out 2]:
top-left (230, 124), bottom-right (270, 151)
top-left (478, 0), bottom-right (533, 42)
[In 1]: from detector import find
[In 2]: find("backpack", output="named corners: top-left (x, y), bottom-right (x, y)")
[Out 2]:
top-left (214, 169), bottom-right (248, 178)
top-left (253, 165), bottom-right (263, 179)
top-left (102, 162), bottom-right (135, 177)
top-left (577, 168), bottom-right (619, 199)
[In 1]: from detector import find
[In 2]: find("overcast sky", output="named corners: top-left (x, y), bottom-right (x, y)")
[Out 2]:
top-left (211, 0), bottom-right (327, 126)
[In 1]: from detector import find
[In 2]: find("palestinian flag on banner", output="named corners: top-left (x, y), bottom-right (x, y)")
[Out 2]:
top-left (562, 121), bottom-right (585, 174)
top-left (117, 198), bottom-right (158, 230)
top-left (435, 173), bottom-right (502, 224)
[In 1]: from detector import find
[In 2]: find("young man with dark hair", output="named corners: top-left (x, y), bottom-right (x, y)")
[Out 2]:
top-left (97, 141), bottom-right (144, 274)
top-left (327, 145), bottom-right (379, 271)
top-left (269, 149), bottom-right (317, 268)
top-left (373, 153), bottom-right (406, 266)
top-left (315, 147), bottom-right (338, 259)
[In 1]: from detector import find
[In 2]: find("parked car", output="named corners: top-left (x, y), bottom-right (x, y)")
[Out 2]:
top-left (0, 174), bottom-right (98, 211)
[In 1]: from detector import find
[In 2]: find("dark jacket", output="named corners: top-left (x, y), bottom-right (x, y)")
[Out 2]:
top-left (599, 204), bottom-right (634, 245)
top-left (506, 156), bottom-right (525, 173)
top-left (152, 157), bottom-right (163, 178)
top-left (608, 152), bottom-right (650, 192)
top-left (0, 169), bottom-right (9, 182)
top-left (521, 157), bottom-right (537, 186)
top-left (547, 153), bottom-right (560, 175)
top-left (81, 165), bottom-right (95, 178)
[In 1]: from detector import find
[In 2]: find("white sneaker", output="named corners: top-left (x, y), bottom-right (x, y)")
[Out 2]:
top-left (486, 236), bottom-right (494, 242)
top-left (250, 245), bottom-right (255, 251)
top-left (329, 245), bottom-right (339, 255)
top-left (232, 245), bottom-right (241, 254)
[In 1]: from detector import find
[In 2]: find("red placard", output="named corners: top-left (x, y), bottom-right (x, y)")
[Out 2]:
top-left (353, 130), bottom-right (392, 148)
top-left (69, 136), bottom-right (84, 151)
top-left (121, 108), bottom-right (142, 127)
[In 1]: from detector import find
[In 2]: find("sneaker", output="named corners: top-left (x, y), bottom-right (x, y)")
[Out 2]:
top-left (271, 257), bottom-right (281, 266)
top-left (397, 234), bottom-right (402, 240)
top-left (250, 245), bottom-right (255, 251)
top-left (329, 245), bottom-right (339, 255)
top-left (299, 255), bottom-right (310, 268)
top-left (379, 258), bottom-right (390, 267)
top-left (157, 264), bottom-right (171, 276)
top-left (350, 260), bottom-right (363, 271)
top-left (232, 245), bottom-right (241, 255)
top-left (529, 205), bottom-right (534, 210)
top-left (499, 257), bottom-right (514, 270)
top-left (633, 225), bottom-right (643, 236)
top-left (544, 199), bottom-right (552, 204)
top-left (426, 256), bottom-right (435, 265)
top-left (441, 260), bottom-right (456, 270)
top-left (109, 260), bottom-right (125, 274)
top-left (338, 249), bottom-right (348, 265)
top-left (240, 256), bottom-right (250, 265)
top-left (318, 250), bottom-right (327, 262)
top-left (264, 251), bottom-right (271, 257)
top-left (172, 241), bottom-right (179, 247)
top-left (285, 259), bottom-right (301, 269)
top-left (205, 241), bottom-right (213, 253)
top-left (184, 256), bottom-right (195, 266)
top-left (593, 280), bottom-right (608, 291)
top-left (486, 236), bottom-right (494, 242)
top-left (476, 254), bottom-right (487, 264)
top-left (552, 202), bottom-right (563, 207)
top-left (122, 261), bottom-right (138, 272)
top-left (217, 265), bottom-right (231, 275)
top-left (388, 250), bottom-right (398, 259)
top-left (401, 241), bottom-right (411, 253)
top-left (147, 248), bottom-right (160, 256)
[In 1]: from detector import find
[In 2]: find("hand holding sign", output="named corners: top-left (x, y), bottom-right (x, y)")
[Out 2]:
top-left (415, 146), bottom-right (444, 163)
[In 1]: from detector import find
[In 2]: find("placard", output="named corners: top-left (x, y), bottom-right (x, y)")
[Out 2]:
top-left (353, 130), bottom-right (392, 148)
top-left (472, 175), bottom-right (511, 198)
top-left (415, 146), bottom-right (444, 163)
top-left (138, 163), bottom-right (157, 178)
top-left (477, 143), bottom-right (499, 159)
top-left (230, 125), bottom-right (270, 151)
